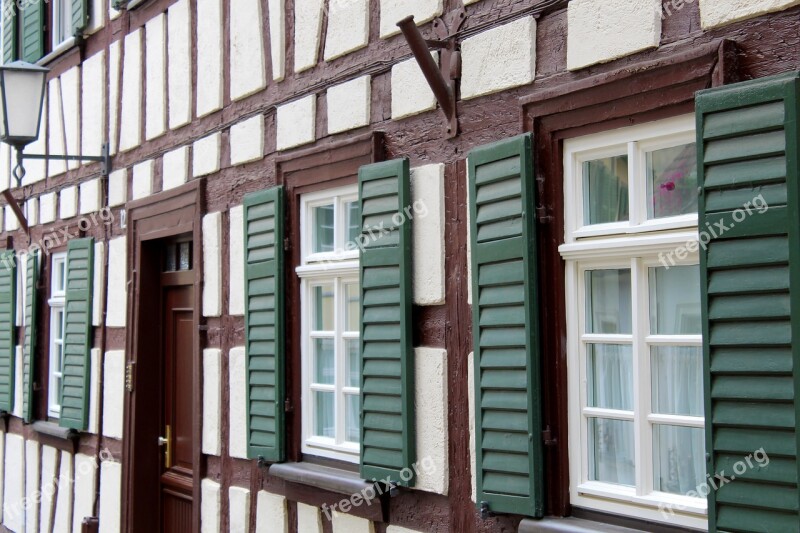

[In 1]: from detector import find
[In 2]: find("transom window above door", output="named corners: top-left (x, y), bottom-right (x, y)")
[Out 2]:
top-left (564, 115), bottom-right (698, 240)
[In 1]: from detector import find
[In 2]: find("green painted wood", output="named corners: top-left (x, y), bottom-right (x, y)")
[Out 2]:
top-left (22, 251), bottom-right (38, 423)
top-left (2, 4), bottom-right (16, 63)
top-left (71, 0), bottom-right (88, 36)
top-left (0, 251), bottom-right (16, 412)
top-left (244, 186), bottom-right (285, 462)
top-left (59, 239), bottom-right (93, 430)
top-left (469, 133), bottom-right (543, 518)
top-left (697, 71), bottom-right (800, 532)
top-left (358, 158), bottom-right (415, 487)
top-left (20, 0), bottom-right (43, 63)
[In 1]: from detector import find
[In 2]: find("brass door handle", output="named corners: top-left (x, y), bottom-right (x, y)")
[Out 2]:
top-left (159, 425), bottom-right (172, 468)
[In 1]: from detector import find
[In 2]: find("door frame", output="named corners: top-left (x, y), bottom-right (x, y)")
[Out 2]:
top-left (121, 180), bottom-right (205, 533)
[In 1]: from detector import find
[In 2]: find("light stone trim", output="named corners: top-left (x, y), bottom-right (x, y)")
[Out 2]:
top-left (202, 212), bottom-right (223, 317)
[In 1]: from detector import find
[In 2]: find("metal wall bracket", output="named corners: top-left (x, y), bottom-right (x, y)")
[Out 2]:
top-left (397, 8), bottom-right (466, 138)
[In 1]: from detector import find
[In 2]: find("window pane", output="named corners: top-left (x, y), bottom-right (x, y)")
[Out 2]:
top-left (588, 344), bottom-right (633, 411)
top-left (346, 339), bottom-right (360, 388)
top-left (313, 284), bottom-right (334, 331)
top-left (649, 266), bottom-right (701, 335)
top-left (344, 283), bottom-right (359, 332)
top-left (586, 269), bottom-right (632, 334)
top-left (583, 155), bottom-right (629, 225)
top-left (313, 204), bottom-right (335, 253)
top-left (314, 338), bottom-right (335, 385)
top-left (56, 310), bottom-right (64, 339)
top-left (179, 242), bottom-right (192, 271)
top-left (588, 418), bottom-right (635, 486)
top-left (345, 394), bottom-right (360, 443)
top-left (314, 391), bottom-right (335, 438)
top-left (647, 143), bottom-right (698, 219)
top-left (346, 201), bottom-right (361, 250)
top-left (652, 346), bottom-right (703, 416)
top-left (57, 260), bottom-right (66, 292)
top-left (164, 245), bottom-right (177, 272)
top-left (653, 425), bottom-right (705, 495)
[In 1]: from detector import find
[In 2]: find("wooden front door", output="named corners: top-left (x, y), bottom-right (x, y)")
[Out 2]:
top-left (159, 246), bottom-right (195, 533)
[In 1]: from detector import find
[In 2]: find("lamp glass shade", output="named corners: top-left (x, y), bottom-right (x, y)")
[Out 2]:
top-left (0, 62), bottom-right (48, 147)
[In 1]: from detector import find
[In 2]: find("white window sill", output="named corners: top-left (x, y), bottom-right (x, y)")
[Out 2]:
top-left (37, 38), bottom-right (77, 66)
top-left (302, 436), bottom-right (360, 464)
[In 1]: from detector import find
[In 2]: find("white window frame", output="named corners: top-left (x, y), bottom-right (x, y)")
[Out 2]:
top-left (561, 117), bottom-right (707, 529)
top-left (297, 185), bottom-right (361, 463)
top-left (48, 252), bottom-right (67, 419)
top-left (51, 0), bottom-right (73, 50)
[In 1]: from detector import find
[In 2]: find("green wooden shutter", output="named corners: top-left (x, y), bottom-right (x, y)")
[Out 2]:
top-left (469, 134), bottom-right (543, 517)
top-left (60, 238), bottom-right (94, 430)
top-left (358, 158), bottom-right (415, 487)
top-left (22, 251), bottom-right (38, 423)
top-left (71, 0), bottom-right (88, 37)
top-left (0, 251), bottom-right (16, 412)
top-left (20, 0), bottom-right (43, 63)
top-left (697, 71), bottom-right (800, 532)
top-left (244, 186), bottom-right (285, 462)
top-left (2, 4), bottom-right (17, 64)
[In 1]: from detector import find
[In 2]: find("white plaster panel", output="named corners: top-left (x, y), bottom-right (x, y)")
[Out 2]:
top-left (193, 133), bottom-right (221, 177)
top-left (414, 347), bottom-right (448, 495)
top-left (24, 439), bottom-right (38, 533)
top-left (24, 199), bottom-right (37, 227)
top-left (228, 205), bottom-right (245, 316)
top-left (327, 76), bottom-right (371, 134)
top-left (39, 193), bottom-right (56, 224)
top-left (468, 351), bottom-right (476, 502)
top-left (387, 527), bottom-right (426, 533)
top-left (132, 160), bottom-right (154, 201)
top-left (60, 186), bottom-right (78, 220)
top-left (268, 0), bottom-right (286, 80)
top-left (47, 78), bottom-right (67, 177)
top-left (230, 0), bottom-right (267, 100)
top-left (79, 178), bottom-right (102, 215)
top-left (202, 348), bottom-right (222, 456)
top-left (197, 0), bottom-right (223, 117)
top-left (255, 491), bottom-right (287, 533)
top-left (21, 91), bottom-right (46, 184)
top-left (93, 242), bottom-right (105, 327)
top-left (296, 503), bottom-right (322, 533)
top-left (162, 146), bottom-right (189, 191)
top-left (98, 461), bottom-right (122, 533)
top-left (324, 0), bottom-right (369, 60)
top-left (5, 206), bottom-right (18, 232)
top-left (229, 486), bottom-right (250, 533)
top-left (380, 0), bottom-right (443, 37)
top-left (410, 164), bottom-right (445, 305)
top-left (53, 452), bottom-right (73, 533)
top-left (120, 30), bottom-right (143, 152)
top-left (87, 348), bottom-right (101, 434)
top-left (61, 66), bottom-right (81, 170)
top-left (145, 14), bottom-right (167, 140)
top-left (203, 212), bottom-right (222, 317)
top-left (229, 346), bottom-right (248, 459)
top-left (332, 513), bottom-right (374, 533)
top-left (103, 350), bottom-right (126, 439)
top-left (168, 0), bottom-right (192, 129)
top-left (87, 0), bottom-right (105, 33)
top-left (461, 17), bottom-right (536, 100)
top-left (0, 144), bottom-right (8, 190)
top-left (108, 169), bottom-right (128, 208)
top-left (230, 116), bottom-right (265, 166)
top-left (108, 40), bottom-right (121, 156)
top-left (567, 0), bottom-right (661, 70)
top-left (201, 479), bottom-right (221, 533)
top-left (72, 453), bottom-right (98, 532)
top-left (391, 54), bottom-right (438, 120)
top-left (276, 96), bottom-right (316, 150)
top-left (700, 0), bottom-right (800, 28)
top-left (3, 433), bottom-right (24, 532)
top-left (106, 238), bottom-right (127, 327)
top-left (40, 446), bottom-right (59, 533)
top-left (294, 0), bottom-right (325, 72)
top-left (82, 51), bottom-right (106, 160)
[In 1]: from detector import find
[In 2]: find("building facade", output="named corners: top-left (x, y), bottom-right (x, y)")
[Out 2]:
top-left (0, 0), bottom-right (797, 532)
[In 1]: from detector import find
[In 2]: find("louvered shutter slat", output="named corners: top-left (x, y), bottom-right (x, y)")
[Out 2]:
top-left (2, 6), bottom-right (16, 63)
top-left (359, 158), bottom-right (415, 486)
top-left (0, 251), bottom-right (16, 412)
top-left (244, 186), bottom-right (285, 461)
top-left (22, 251), bottom-right (38, 423)
top-left (71, 0), bottom-right (88, 36)
top-left (469, 134), bottom-right (543, 517)
top-left (697, 71), bottom-right (800, 531)
top-left (59, 238), bottom-right (94, 430)
top-left (20, 0), bottom-right (43, 63)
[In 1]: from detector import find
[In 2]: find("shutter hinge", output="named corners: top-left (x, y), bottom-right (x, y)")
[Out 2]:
top-left (284, 398), bottom-right (293, 413)
top-left (125, 362), bottom-right (135, 392)
top-left (536, 206), bottom-right (553, 224)
top-left (479, 501), bottom-right (493, 520)
top-left (542, 426), bottom-right (557, 446)
top-left (283, 238), bottom-right (290, 251)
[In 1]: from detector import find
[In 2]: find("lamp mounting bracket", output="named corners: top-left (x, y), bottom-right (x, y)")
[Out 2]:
top-left (19, 142), bottom-right (112, 183)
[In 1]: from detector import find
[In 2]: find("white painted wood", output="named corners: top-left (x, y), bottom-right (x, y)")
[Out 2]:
top-left (39, 446), bottom-right (59, 533)
top-left (24, 440), bottom-right (38, 533)
top-left (276, 96), bottom-right (316, 150)
top-left (193, 133), bottom-right (221, 177)
top-left (410, 164), bottom-right (445, 305)
top-left (202, 212), bottom-right (223, 317)
top-left (102, 351), bottom-right (126, 439)
top-left (296, 503), bottom-right (322, 533)
top-left (255, 491), bottom-right (288, 533)
top-left (380, 0), bottom-right (443, 38)
top-left (168, 0), bottom-right (192, 129)
top-left (202, 348), bottom-right (222, 456)
top-left (201, 479), bottom-right (221, 533)
top-left (98, 461), bottom-right (122, 533)
top-left (268, 0), bottom-right (286, 80)
top-left (228, 486), bottom-right (250, 533)
top-left (228, 205), bottom-right (245, 316)
top-left (324, 0), bottom-right (369, 60)
top-left (326, 76), bottom-right (371, 134)
top-left (39, 193), bottom-right (56, 224)
top-left (132, 160), bottom-right (154, 201)
top-left (391, 54), bottom-right (437, 120)
top-left (119, 30), bottom-right (143, 152)
top-left (3, 433), bottom-right (25, 532)
top-left (79, 178), bottom-right (102, 215)
top-left (108, 40), bottom-right (121, 156)
top-left (106, 237), bottom-right (127, 328)
top-left (87, 349), bottom-right (102, 433)
top-left (162, 146), bottom-right (190, 191)
top-left (230, 0), bottom-right (267, 100)
top-left (294, 0), bottom-right (325, 72)
top-left (230, 116), bottom-right (264, 166)
top-left (52, 452), bottom-right (72, 533)
top-left (81, 51), bottom-right (106, 160)
top-left (72, 454), bottom-right (97, 532)
top-left (59, 187), bottom-right (78, 219)
top-left (228, 347), bottom-right (248, 459)
top-left (145, 14), bottom-right (167, 140)
top-left (196, 0), bottom-right (223, 117)
top-left (25, 199), bottom-right (38, 227)
top-left (414, 347), bottom-right (448, 495)
top-left (108, 169), bottom-right (128, 208)
top-left (4, 206), bottom-right (18, 232)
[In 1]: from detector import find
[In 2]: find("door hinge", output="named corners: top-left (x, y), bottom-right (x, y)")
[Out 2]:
top-left (125, 362), bottom-right (135, 392)
top-left (543, 426), bottom-right (557, 446)
top-left (283, 238), bottom-right (290, 251)
top-left (284, 399), bottom-right (293, 413)
top-left (536, 206), bottom-right (553, 224)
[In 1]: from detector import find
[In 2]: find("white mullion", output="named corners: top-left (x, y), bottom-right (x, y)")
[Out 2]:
top-left (640, 259), bottom-right (656, 497)
top-left (632, 257), bottom-right (649, 497)
top-left (646, 335), bottom-right (702, 346)
top-left (575, 262), bottom-right (591, 485)
top-left (310, 383), bottom-right (336, 392)
top-left (580, 334), bottom-right (634, 344)
top-left (628, 141), bottom-right (642, 227)
top-left (582, 407), bottom-right (635, 421)
top-left (647, 413), bottom-right (704, 428)
top-left (309, 331), bottom-right (335, 338)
